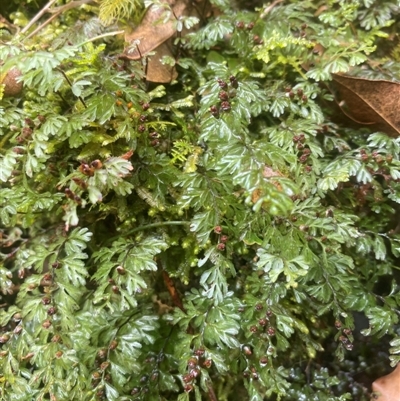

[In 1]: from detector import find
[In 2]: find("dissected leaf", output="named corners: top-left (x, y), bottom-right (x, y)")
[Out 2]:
top-left (3, 0), bottom-right (400, 400)
top-left (372, 364), bottom-right (400, 401)
top-left (332, 74), bottom-right (400, 136)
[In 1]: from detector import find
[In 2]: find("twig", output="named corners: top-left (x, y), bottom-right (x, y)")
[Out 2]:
top-left (260, 0), bottom-right (284, 19)
top-left (2, 239), bottom-right (28, 261)
top-left (49, 0), bottom-right (95, 14)
top-left (22, 0), bottom-right (96, 40)
top-left (207, 382), bottom-right (219, 401)
top-left (77, 30), bottom-right (125, 46)
top-left (0, 14), bottom-right (18, 33)
top-left (105, 221), bottom-right (190, 244)
top-left (20, 0), bottom-right (58, 34)
top-left (57, 68), bottom-right (87, 108)
top-left (25, 12), bottom-right (60, 40)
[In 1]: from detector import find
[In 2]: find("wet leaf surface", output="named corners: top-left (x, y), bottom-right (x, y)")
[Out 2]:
top-left (332, 74), bottom-right (400, 137)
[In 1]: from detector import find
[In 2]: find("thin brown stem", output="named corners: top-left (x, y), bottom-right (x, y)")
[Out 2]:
top-left (0, 14), bottom-right (18, 33)
top-left (49, 0), bottom-right (95, 14)
top-left (77, 30), bottom-right (125, 46)
top-left (22, 0), bottom-right (96, 40)
top-left (2, 239), bottom-right (28, 261)
top-left (20, 0), bottom-right (58, 34)
top-left (207, 382), bottom-right (218, 401)
top-left (26, 14), bottom-right (59, 40)
top-left (57, 68), bottom-right (87, 108)
top-left (260, 0), bottom-right (284, 19)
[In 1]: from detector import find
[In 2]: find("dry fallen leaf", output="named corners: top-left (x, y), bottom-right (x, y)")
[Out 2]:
top-left (120, 149), bottom-right (134, 160)
top-left (0, 66), bottom-right (23, 97)
top-left (123, 0), bottom-right (207, 82)
top-left (263, 165), bottom-right (284, 179)
top-left (162, 270), bottom-right (185, 312)
top-left (372, 364), bottom-right (400, 401)
top-left (331, 74), bottom-right (400, 137)
top-left (144, 40), bottom-right (178, 83)
top-left (251, 166), bottom-right (284, 203)
top-left (124, 0), bottom-right (187, 60)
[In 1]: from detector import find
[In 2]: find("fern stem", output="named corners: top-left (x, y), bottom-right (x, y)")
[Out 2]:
top-left (260, 0), bottom-right (285, 19)
top-left (78, 30), bottom-right (125, 47)
top-left (106, 221), bottom-right (190, 243)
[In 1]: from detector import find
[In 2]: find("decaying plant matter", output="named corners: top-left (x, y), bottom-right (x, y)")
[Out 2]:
top-left (331, 74), bottom-right (400, 137)
top-left (0, 66), bottom-right (22, 96)
top-left (372, 364), bottom-right (400, 401)
top-left (123, 0), bottom-right (210, 82)
top-left (1, 1), bottom-right (400, 400)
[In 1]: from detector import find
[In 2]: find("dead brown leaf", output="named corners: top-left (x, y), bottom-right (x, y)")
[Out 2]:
top-left (123, 0), bottom-right (208, 82)
top-left (144, 40), bottom-right (178, 83)
top-left (0, 67), bottom-right (23, 97)
top-left (251, 188), bottom-right (262, 204)
top-left (372, 364), bottom-right (400, 401)
top-left (251, 166), bottom-right (284, 203)
top-left (331, 74), bottom-right (400, 137)
top-left (263, 165), bottom-right (284, 191)
top-left (124, 0), bottom-right (185, 60)
top-left (162, 270), bottom-right (185, 312)
top-left (263, 166), bottom-right (284, 179)
top-left (120, 149), bottom-right (134, 160)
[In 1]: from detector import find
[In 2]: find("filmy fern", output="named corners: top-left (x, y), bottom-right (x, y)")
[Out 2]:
top-left (1, 0), bottom-right (400, 400)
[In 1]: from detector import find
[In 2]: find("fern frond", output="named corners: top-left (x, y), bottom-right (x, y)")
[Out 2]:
top-left (184, 146), bottom-right (203, 173)
top-left (136, 187), bottom-right (165, 210)
top-left (99, 0), bottom-right (143, 26)
top-left (170, 140), bottom-right (194, 164)
top-left (151, 96), bottom-right (194, 112)
top-left (76, 43), bottom-right (106, 66)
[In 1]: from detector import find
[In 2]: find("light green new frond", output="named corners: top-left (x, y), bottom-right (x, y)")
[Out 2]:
top-left (170, 140), bottom-right (194, 164)
top-left (256, 30), bottom-right (314, 64)
top-left (99, 0), bottom-right (143, 26)
top-left (75, 43), bottom-right (106, 66)
top-left (170, 141), bottom-right (203, 172)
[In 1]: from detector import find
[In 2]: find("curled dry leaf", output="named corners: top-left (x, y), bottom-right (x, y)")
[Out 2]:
top-left (0, 66), bottom-right (23, 97)
top-left (120, 149), bottom-right (134, 160)
top-left (372, 364), bottom-right (400, 401)
top-left (331, 74), bottom-right (400, 137)
top-left (123, 0), bottom-right (208, 82)
top-left (162, 270), bottom-right (185, 312)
